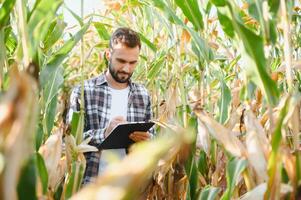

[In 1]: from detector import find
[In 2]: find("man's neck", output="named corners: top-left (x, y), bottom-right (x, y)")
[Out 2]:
top-left (105, 70), bottom-right (129, 90)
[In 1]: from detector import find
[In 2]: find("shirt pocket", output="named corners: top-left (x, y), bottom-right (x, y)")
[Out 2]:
top-left (131, 94), bottom-right (147, 120)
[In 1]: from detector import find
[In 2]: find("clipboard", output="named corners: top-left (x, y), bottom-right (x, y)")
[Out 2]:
top-left (99, 121), bottom-right (155, 149)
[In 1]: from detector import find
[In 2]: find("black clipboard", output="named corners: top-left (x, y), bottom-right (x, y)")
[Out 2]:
top-left (99, 121), bottom-right (155, 149)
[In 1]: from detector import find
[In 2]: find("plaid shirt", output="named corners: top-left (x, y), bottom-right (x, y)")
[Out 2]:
top-left (68, 73), bottom-right (155, 185)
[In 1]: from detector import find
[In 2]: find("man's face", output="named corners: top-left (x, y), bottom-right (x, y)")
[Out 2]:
top-left (107, 43), bottom-right (140, 83)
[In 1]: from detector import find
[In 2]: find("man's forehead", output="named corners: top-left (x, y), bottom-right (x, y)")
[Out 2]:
top-left (111, 42), bottom-right (140, 51)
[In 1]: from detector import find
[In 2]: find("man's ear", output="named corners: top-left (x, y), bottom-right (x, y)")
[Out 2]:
top-left (105, 49), bottom-right (111, 60)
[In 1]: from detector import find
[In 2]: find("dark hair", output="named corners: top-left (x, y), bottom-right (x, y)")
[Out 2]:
top-left (109, 27), bottom-right (141, 49)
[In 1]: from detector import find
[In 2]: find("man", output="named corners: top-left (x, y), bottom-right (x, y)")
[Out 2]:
top-left (68, 27), bottom-right (155, 185)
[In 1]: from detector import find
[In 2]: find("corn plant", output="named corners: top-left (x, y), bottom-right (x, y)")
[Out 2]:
top-left (1, 0), bottom-right (301, 199)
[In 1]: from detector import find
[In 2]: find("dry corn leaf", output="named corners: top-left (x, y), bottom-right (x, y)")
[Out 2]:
top-left (225, 107), bottom-right (242, 131)
top-left (71, 129), bottom-right (193, 200)
top-left (276, 94), bottom-right (301, 150)
top-left (180, 29), bottom-right (191, 53)
top-left (103, 0), bottom-right (122, 11)
top-left (188, 85), bottom-right (202, 111)
top-left (39, 129), bottom-right (63, 191)
top-left (245, 109), bottom-right (270, 183)
top-left (208, 41), bottom-right (219, 50)
top-left (231, 81), bottom-right (241, 109)
top-left (239, 183), bottom-right (293, 200)
top-left (194, 111), bottom-right (247, 157)
top-left (76, 136), bottom-right (98, 153)
top-left (282, 148), bottom-right (296, 188)
top-left (196, 119), bottom-right (210, 155)
top-left (277, 61), bottom-right (301, 72)
top-left (158, 80), bottom-right (178, 123)
top-left (245, 130), bottom-right (268, 183)
top-left (0, 67), bottom-right (38, 200)
top-left (64, 134), bottom-right (97, 167)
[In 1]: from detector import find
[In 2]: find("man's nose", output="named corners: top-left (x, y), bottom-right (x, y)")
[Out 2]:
top-left (123, 63), bottom-right (130, 72)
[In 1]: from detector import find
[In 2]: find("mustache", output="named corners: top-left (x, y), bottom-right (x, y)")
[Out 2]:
top-left (117, 71), bottom-right (131, 75)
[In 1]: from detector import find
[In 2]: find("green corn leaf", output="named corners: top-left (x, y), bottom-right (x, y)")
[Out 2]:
top-left (0, 27), bottom-right (6, 84)
top-left (45, 95), bottom-right (58, 136)
top-left (74, 109), bottom-right (84, 145)
top-left (268, 0), bottom-right (280, 16)
top-left (147, 54), bottom-right (165, 82)
top-left (143, 6), bottom-right (155, 28)
top-left (152, 0), bottom-right (213, 62)
top-left (266, 96), bottom-right (290, 199)
top-left (221, 157), bottom-right (247, 200)
top-left (69, 109), bottom-right (84, 145)
top-left (42, 64), bottom-right (64, 105)
top-left (27, 0), bottom-right (41, 20)
top-left (5, 26), bottom-right (17, 55)
top-left (175, 0), bottom-right (204, 30)
top-left (94, 22), bottom-right (110, 40)
top-left (41, 21), bottom-right (90, 77)
top-left (217, 81), bottom-right (231, 124)
top-left (152, 0), bottom-right (185, 26)
top-left (187, 26), bottom-right (214, 62)
top-left (70, 111), bottom-right (80, 138)
top-left (296, 152), bottom-right (301, 187)
top-left (28, 0), bottom-right (63, 59)
top-left (40, 21), bottom-right (89, 136)
top-left (210, 0), bottom-right (226, 7)
top-left (0, 0), bottom-right (16, 29)
top-left (35, 124), bottom-right (44, 151)
top-left (185, 115), bottom-right (198, 199)
top-left (247, 1), bottom-right (277, 45)
top-left (217, 10), bottom-right (234, 38)
top-left (43, 16), bottom-right (66, 52)
top-left (40, 21), bottom-right (90, 86)
top-left (65, 161), bottom-right (85, 199)
top-left (268, 19), bottom-right (277, 45)
top-left (17, 156), bottom-right (37, 200)
top-left (36, 153), bottom-right (49, 195)
top-left (198, 150), bottom-right (208, 175)
top-left (187, 160), bottom-right (199, 199)
top-left (226, 2), bottom-right (279, 105)
top-left (54, 183), bottom-right (64, 200)
top-left (138, 32), bottom-right (157, 52)
top-left (43, 68), bottom-right (63, 136)
top-left (198, 186), bottom-right (220, 200)
top-left (247, 1), bottom-right (260, 22)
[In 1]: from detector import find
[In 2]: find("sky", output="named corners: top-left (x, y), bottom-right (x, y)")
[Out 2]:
top-left (64, 0), bottom-right (104, 29)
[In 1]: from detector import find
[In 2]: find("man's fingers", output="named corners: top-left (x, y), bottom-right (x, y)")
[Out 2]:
top-left (108, 116), bottom-right (127, 132)
top-left (132, 132), bottom-right (150, 137)
top-left (132, 135), bottom-right (148, 140)
top-left (112, 116), bottom-right (126, 122)
top-left (129, 132), bottom-right (150, 142)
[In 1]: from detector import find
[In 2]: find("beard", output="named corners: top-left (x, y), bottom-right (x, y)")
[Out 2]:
top-left (108, 61), bottom-right (133, 83)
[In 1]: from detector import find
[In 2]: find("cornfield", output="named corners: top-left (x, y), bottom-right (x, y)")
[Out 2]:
top-left (0, 0), bottom-right (301, 199)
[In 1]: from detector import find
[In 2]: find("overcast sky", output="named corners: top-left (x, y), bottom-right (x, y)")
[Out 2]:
top-left (64, 0), bottom-right (104, 29)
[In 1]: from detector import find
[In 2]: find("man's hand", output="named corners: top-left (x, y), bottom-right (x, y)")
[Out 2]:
top-left (129, 131), bottom-right (151, 142)
top-left (105, 116), bottom-right (126, 137)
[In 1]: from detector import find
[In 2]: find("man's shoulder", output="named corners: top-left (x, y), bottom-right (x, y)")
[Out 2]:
top-left (131, 82), bottom-right (150, 96)
top-left (84, 76), bottom-right (102, 86)
top-left (73, 75), bottom-right (105, 91)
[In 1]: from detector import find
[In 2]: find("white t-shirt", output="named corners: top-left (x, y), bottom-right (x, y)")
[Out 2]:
top-left (98, 86), bottom-right (129, 174)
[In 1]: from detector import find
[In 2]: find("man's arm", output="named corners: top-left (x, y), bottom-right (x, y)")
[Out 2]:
top-left (67, 86), bottom-right (106, 148)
